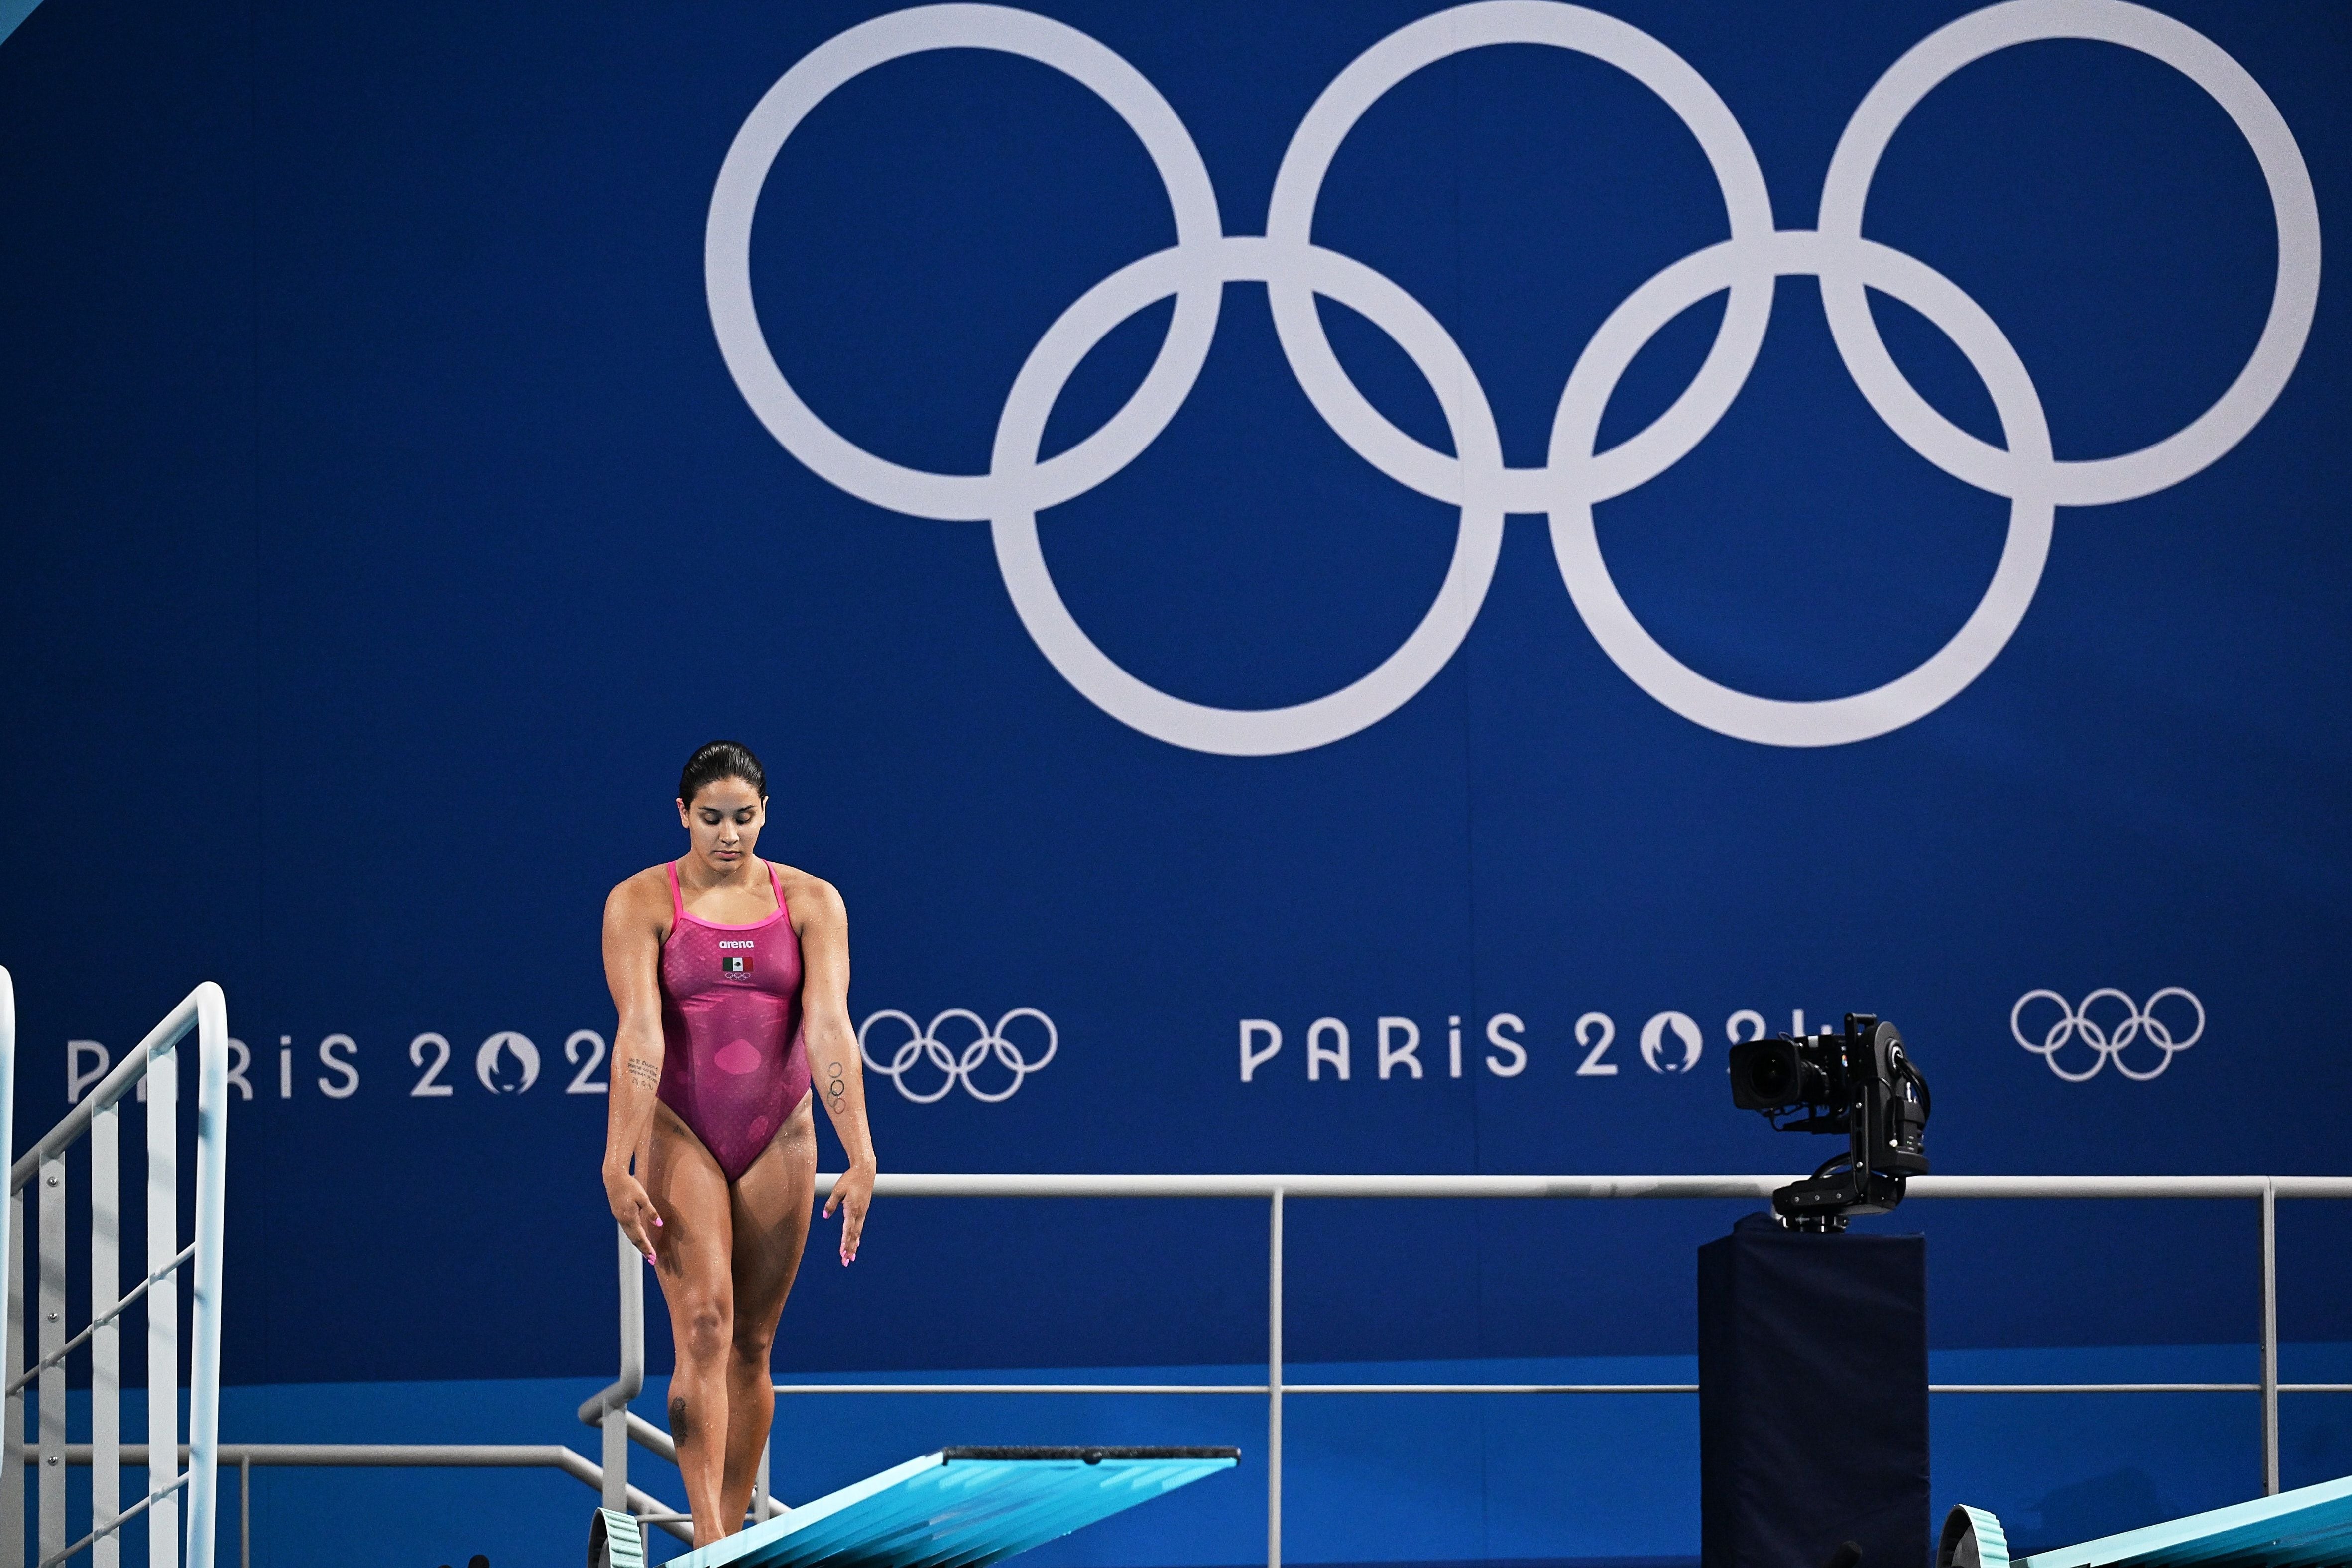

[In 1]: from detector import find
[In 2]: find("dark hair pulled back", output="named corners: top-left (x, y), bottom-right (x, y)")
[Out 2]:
top-left (678, 740), bottom-right (767, 805)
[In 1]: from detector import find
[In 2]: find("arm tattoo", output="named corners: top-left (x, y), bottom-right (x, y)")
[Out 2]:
top-left (625, 1056), bottom-right (660, 1090)
top-left (826, 1060), bottom-right (847, 1111)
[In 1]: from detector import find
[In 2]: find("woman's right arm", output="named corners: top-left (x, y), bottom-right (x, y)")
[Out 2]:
top-left (601, 873), bottom-right (666, 1262)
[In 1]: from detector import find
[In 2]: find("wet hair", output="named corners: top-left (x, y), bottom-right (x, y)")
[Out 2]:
top-left (678, 740), bottom-right (767, 805)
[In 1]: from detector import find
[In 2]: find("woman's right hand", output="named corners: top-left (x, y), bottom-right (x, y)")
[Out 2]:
top-left (606, 1167), bottom-right (663, 1263)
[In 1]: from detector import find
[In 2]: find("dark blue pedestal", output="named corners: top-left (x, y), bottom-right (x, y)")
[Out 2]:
top-left (1699, 1213), bottom-right (1928, 1568)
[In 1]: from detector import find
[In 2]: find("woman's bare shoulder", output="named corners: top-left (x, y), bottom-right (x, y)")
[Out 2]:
top-left (768, 863), bottom-right (843, 917)
top-left (605, 864), bottom-right (673, 921)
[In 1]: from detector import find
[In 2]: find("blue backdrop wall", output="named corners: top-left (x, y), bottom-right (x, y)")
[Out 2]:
top-left (1, 0), bottom-right (2348, 1562)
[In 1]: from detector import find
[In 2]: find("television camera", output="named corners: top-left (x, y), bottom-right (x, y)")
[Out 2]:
top-left (1727, 1013), bottom-right (1930, 1231)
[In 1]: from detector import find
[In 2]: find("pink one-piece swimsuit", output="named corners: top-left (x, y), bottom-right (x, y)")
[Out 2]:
top-left (657, 860), bottom-right (812, 1181)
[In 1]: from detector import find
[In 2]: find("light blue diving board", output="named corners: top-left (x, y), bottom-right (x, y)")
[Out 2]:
top-left (1941, 1474), bottom-right (2352, 1568)
top-left (0, 0), bottom-right (41, 50)
top-left (592, 1445), bottom-right (1239, 1568)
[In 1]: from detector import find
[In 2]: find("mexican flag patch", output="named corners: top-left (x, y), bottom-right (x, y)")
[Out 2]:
top-left (721, 955), bottom-right (751, 975)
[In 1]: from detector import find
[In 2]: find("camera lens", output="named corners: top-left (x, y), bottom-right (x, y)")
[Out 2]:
top-left (1728, 1038), bottom-right (1805, 1110)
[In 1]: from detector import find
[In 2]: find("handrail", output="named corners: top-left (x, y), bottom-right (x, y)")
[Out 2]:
top-left (1, 980), bottom-right (231, 1568)
top-left (187, 994), bottom-right (231, 1554)
top-left (0, 973), bottom-right (14, 1439)
top-left (798, 1171), bottom-right (2352, 1200)
top-left (40, 1474), bottom-right (189, 1568)
top-left (592, 1170), bottom-right (2352, 1563)
top-left (30, 1444), bottom-right (696, 1546)
top-left (7, 985), bottom-right (208, 1192)
top-left (595, 1168), bottom-right (2343, 1568)
top-left (769, 1378), bottom-right (2352, 1395)
top-left (774, 1382), bottom-right (1273, 1395)
top-left (576, 1226), bottom-right (645, 1515)
top-left (0, 967), bottom-right (15, 1553)
top-left (577, 1222), bottom-right (643, 1423)
top-left (8, 1245), bottom-right (196, 1397)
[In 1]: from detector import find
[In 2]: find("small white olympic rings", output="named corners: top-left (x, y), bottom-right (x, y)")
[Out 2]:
top-left (858, 1007), bottom-right (1059, 1103)
top-left (2010, 987), bottom-right (2206, 1082)
top-left (708, 0), bottom-right (2320, 755)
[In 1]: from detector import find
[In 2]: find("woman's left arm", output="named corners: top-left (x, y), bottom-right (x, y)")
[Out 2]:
top-left (799, 877), bottom-right (877, 1263)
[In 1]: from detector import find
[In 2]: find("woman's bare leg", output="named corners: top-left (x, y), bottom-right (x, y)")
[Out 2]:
top-left (717, 1095), bottom-right (817, 1526)
top-left (645, 1103), bottom-right (740, 1543)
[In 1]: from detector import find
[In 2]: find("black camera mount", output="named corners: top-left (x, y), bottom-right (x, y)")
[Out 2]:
top-left (1726, 1013), bottom-right (1930, 1232)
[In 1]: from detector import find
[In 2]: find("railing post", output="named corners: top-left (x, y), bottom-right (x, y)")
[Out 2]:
top-left (38, 1156), bottom-right (64, 1567)
top-left (2, 1188), bottom-right (20, 1568)
top-left (0, 967), bottom-right (14, 1568)
top-left (0, 968), bottom-right (19, 1568)
top-left (186, 985), bottom-right (231, 1568)
top-left (147, 1045), bottom-right (179, 1568)
top-left (578, 1219), bottom-right (645, 1511)
top-left (602, 1224), bottom-right (640, 1511)
top-left (1267, 1188), bottom-right (1283, 1568)
top-left (2261, 1177), bottom-right (2278, 1495)
top-left (601, 1408), bottom-right (627, 1512)
top-left (93, 1102), bottom-right (121, 1568)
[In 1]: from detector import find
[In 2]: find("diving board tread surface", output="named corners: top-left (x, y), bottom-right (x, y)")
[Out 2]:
top-left (2016, 1474), bottom-right (2352, 1568)
top-left (674, 1446), bottom-right (1241, 1568)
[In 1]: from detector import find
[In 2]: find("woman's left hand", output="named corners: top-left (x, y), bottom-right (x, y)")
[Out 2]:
top-left (824, 1163), bottom-right (876, 1264)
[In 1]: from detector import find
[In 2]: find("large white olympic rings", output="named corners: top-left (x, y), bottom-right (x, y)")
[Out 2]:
top-left (707, 0), bottom-right (2320, 755)
top-left (2011, 987), bottom-right (2205, 1081)
top-left (858, 1007), bottom-right (1059, 1102)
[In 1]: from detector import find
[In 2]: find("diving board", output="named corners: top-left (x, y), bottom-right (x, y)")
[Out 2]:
top-left (1939, 1474), bottom-right (2352, 1568)
top-left (589, 1445), bottom-right (1239, 1568)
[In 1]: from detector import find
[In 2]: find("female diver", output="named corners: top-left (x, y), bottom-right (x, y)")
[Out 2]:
top-left (601, 739), bottom-right (878, 1543)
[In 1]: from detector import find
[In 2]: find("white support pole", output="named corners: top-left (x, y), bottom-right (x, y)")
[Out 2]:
top-left (601, 1225), bottom-right (639, 1512)
top-left (752, 1436), bottom-right (769, 1523)
top-left (600, 1407), bottom-right (627, 1514)
top-left (2261, 1178), bottom-right (2279, 1496)
top-left (147, 1046), bottom-right (179, 1568)
top-left (93, 1103), bottom-right (121, 1568)
top-left (184, 985), bottom-right (230, 1568)
top-left (37, 1158), bottom-right (63, 1568)
top-left (1266, 1189), bottom-right (1282, 1568)
top-left (0, 964), bottom-right (20, 1568)
top-left (2, 1188), bottom-right (20, 1568)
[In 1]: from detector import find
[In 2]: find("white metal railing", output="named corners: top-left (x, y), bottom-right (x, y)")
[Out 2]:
top-left (95, 1155), bottom-right (2323, 1559)
top-left (582, 1171), bottom-right (2352, 1568)
top-left (0, 977), bottom-right (687, 1564)
top-left (31, 1445), bottom-right (692, 1567)
top-left (0, 981), bottom-right (231, 1568)
top-left (0, 970), bottom-right (13, 1549)
top-left (0, 990), bottom-right (791, 1564)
